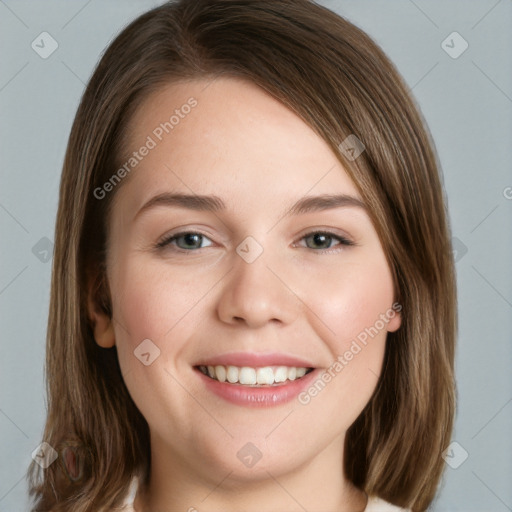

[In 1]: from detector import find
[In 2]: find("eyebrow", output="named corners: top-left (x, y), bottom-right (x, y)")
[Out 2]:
top-left (285, 193), bottom-right (366, 216)
top-left (135, 193), bottom-right (225, 219)
top-left (134, 192), bottom-right (366, 221)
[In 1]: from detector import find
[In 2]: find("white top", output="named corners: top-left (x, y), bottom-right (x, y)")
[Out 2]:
top-left (365, 497), bottom-right (410, 511)
top-left (119, 477), bottom-right (409, 511)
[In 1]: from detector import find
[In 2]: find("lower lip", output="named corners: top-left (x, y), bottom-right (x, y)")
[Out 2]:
top-left (195, 368), bottom-right (318, 407)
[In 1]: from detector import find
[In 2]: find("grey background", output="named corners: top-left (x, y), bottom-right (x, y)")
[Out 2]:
top-left (1, 1), bottom-right (511, 510)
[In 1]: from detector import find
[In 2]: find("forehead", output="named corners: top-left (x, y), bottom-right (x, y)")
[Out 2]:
top-left (116, 77), bottom-right (361, 216)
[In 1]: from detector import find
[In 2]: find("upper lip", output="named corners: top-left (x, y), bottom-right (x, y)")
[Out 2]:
top-left (195, 352), bottom-right (315, 368)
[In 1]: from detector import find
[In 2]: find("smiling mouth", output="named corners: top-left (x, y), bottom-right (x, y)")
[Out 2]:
top-left (196, 364), bottom-right (314, 387)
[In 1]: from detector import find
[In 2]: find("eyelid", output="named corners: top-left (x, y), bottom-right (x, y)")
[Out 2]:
top-left (154, 228), bottom-right (356, 253)
top-left (294, 229), bottom-right (355, 251)
top-left (155, 229), bottom-right (215, 250)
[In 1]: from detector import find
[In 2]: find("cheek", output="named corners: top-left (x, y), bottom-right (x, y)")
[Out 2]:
top-left (109, 256), bottom-right (219, 376)
top-left (292, 251), bottom-right (396, 420)
top-left (299, 251), bottom-right (396, 346)
top-left (108, 257), bottom-right (220, 431)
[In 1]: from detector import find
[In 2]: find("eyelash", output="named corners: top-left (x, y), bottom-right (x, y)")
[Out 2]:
top-left (155, 230), bottom-right (355, 254)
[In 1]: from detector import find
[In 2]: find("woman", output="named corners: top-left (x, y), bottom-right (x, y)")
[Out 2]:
top-left (27, 1), bottom-right (457, 510)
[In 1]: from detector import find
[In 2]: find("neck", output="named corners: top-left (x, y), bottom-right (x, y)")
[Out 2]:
top-left (134, 433), bottom-right (368, 512)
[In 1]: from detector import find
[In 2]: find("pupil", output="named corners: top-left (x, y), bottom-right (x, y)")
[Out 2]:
top-left (312, 233), bottom-right (329, 248)
top-left (183, 233), bottom-right (201, 248)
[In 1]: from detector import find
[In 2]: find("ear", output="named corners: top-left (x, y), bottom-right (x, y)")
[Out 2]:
top-left (86, 272), bottom-right (115, 348)
top-left (386, 302), bottom-right (402, 333)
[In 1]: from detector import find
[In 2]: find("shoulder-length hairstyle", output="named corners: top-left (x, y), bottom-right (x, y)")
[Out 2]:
top-left (27, 1), bottom-right (456, 510)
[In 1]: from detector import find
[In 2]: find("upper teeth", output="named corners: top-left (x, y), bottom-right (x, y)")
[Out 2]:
top-left (198, 365), bottom-right (309, 385)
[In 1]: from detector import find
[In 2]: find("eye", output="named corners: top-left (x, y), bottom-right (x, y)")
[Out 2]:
top-left (299, 231), bottom-right (354, 252)
top-left (157, 232), bottom-right (213, 251)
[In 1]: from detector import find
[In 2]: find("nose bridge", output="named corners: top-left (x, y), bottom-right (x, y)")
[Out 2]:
top-left (216, 243), bottom-right (298, 328)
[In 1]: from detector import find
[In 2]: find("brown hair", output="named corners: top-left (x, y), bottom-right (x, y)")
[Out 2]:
top-left (27, 1), bottom-right (456, 510)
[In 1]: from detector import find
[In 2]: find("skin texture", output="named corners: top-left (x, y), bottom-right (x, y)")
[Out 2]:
top-left (88, 77), bottom-right (401, 512)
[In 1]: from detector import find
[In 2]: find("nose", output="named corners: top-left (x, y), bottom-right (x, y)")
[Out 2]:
top-left (216, 249), bottom-right (299, 329)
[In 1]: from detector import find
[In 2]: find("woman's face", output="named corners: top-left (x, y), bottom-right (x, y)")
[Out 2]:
top-left (96, 77), bottom-right (401, 484)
